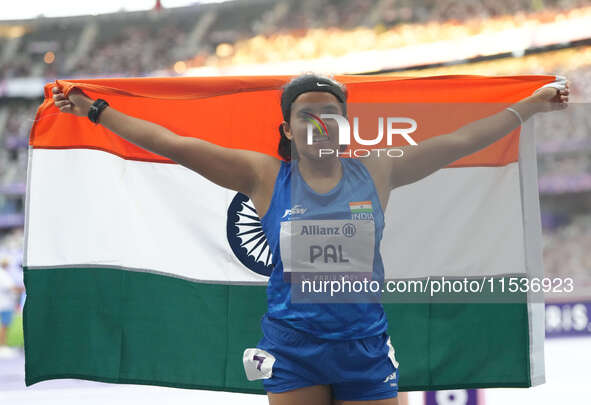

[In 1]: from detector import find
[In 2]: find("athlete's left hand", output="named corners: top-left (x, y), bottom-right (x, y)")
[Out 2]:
top-left (530, 81), bottom-right (570, 112)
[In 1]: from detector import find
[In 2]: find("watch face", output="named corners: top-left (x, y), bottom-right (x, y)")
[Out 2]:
top-left (89, 105), bottom-right (99, 122)
top-left (88, 100), bottom-right (108, 123)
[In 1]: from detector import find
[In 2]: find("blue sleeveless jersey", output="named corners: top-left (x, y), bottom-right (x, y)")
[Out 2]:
top-left (259, 157), bottom-right (388, 340)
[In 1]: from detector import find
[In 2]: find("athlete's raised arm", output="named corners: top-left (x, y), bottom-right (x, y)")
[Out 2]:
top-left (385, 83), bottom-right (569, 190)
top-left (52, 86), bottom-right (279, 205)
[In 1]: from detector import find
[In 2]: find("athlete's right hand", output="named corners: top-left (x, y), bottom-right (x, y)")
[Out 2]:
top-left (52, 86), bottom-right (94, 118)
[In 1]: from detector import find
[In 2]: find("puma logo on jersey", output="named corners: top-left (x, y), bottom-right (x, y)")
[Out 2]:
top-left (282, 205), bottom-right (307, 218)
top-left (384, 371), bottom-right (397, 383)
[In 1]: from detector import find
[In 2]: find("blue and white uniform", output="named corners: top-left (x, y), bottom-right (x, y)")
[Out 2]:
top-left (243, 158), bottom-right (400, 401)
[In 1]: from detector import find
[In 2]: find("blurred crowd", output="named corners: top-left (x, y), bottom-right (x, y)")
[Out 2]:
top-left (72, 20), bottom-right (191, 76)
top-left (0, 228), bottom-right (23, 281)
top-left (543, 211), bottom-right (591, 290)
top-left (0, 101), bottom-right (33, 190)
top-left (1, 0), bottom-right (590, 79)
top-left (208, 5), bottom-right (591, 69)
top-left (0, 228), bottom-right (24, 352)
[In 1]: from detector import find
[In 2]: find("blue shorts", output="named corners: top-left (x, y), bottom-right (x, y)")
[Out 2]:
top-left (0, 310), bottom-right (13, 327)
top-left (243, 314), bottom-right (400, 402)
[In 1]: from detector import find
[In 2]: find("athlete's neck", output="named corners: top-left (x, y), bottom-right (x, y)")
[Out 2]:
top-left (296, 156), bottom-right (343, 194)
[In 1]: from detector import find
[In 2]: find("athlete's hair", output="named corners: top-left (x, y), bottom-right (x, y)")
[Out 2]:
top-left (278, 73), bottom-right (348, 161)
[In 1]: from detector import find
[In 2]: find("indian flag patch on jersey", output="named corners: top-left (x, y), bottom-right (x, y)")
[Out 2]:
top-left (349, 201), bottom-right (374, 220)
top-left (349, 201), bottom-right (373, 213)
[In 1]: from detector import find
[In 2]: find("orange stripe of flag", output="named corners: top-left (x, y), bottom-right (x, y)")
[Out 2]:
top-left (30, 75), bottom-right (556, 166)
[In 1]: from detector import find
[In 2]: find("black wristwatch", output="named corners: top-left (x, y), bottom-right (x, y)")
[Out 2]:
top-left (88, 99), bottom-right (109, 124)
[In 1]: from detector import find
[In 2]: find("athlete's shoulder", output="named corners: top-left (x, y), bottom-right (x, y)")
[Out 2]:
top-left (344, 156), bottom-right (376, 179)
top-left (351, 157), bottom-right (390, 197)
top-left (253, 154), bottom-right (283, 180)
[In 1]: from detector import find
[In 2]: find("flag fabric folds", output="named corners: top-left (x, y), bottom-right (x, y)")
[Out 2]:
top-left (23, 74), bottom-right (556, 392)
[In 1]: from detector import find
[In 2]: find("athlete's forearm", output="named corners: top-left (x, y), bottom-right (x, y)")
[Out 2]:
top-left (95, 105), bottom-right (261, 193)
top-left (453, 97), bottom-right (539, 156)
top-left (92, 103), bottom-right (181, 160)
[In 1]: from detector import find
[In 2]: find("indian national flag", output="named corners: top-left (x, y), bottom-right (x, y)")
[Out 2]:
top-left (23, 75), bottom-right (558, 392)
top-left (349, 201), bottom-right (373, 213)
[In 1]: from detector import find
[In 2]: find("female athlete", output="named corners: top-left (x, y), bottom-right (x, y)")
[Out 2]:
top-left (52, 73), bottom-right (568, 405)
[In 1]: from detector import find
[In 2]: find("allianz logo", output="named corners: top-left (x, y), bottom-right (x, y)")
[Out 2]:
top-left (281, 205), bottom-right (307, 218)
top-left (300, 223), bottom-right (357, 237)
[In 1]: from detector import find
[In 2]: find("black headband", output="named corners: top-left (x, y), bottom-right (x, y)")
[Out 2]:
top-left (280, 75), bottom-right (347, 122)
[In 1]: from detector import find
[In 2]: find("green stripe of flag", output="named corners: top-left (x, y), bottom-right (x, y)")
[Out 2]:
top-left (23, 267), bottom-right (531, 391)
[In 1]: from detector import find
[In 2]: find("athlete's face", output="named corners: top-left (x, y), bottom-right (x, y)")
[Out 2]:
top-left (283, 92), bottom-right (344, 160)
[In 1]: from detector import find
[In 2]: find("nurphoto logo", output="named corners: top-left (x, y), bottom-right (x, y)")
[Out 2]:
top-left (305, 113), bottom-right (419, 158)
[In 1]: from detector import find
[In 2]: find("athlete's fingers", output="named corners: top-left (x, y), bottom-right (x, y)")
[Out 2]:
top-left (55, 100), bottom-right (71, 108)
top-left (60, 104), bottom-right (73, 113)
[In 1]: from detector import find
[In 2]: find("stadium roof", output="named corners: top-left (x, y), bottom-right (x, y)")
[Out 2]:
top-left (0, 0), bottom-right (232, 21)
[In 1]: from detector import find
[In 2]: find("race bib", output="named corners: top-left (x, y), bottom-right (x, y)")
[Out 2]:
top-left (280, 219), bottom-right (375, 277)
